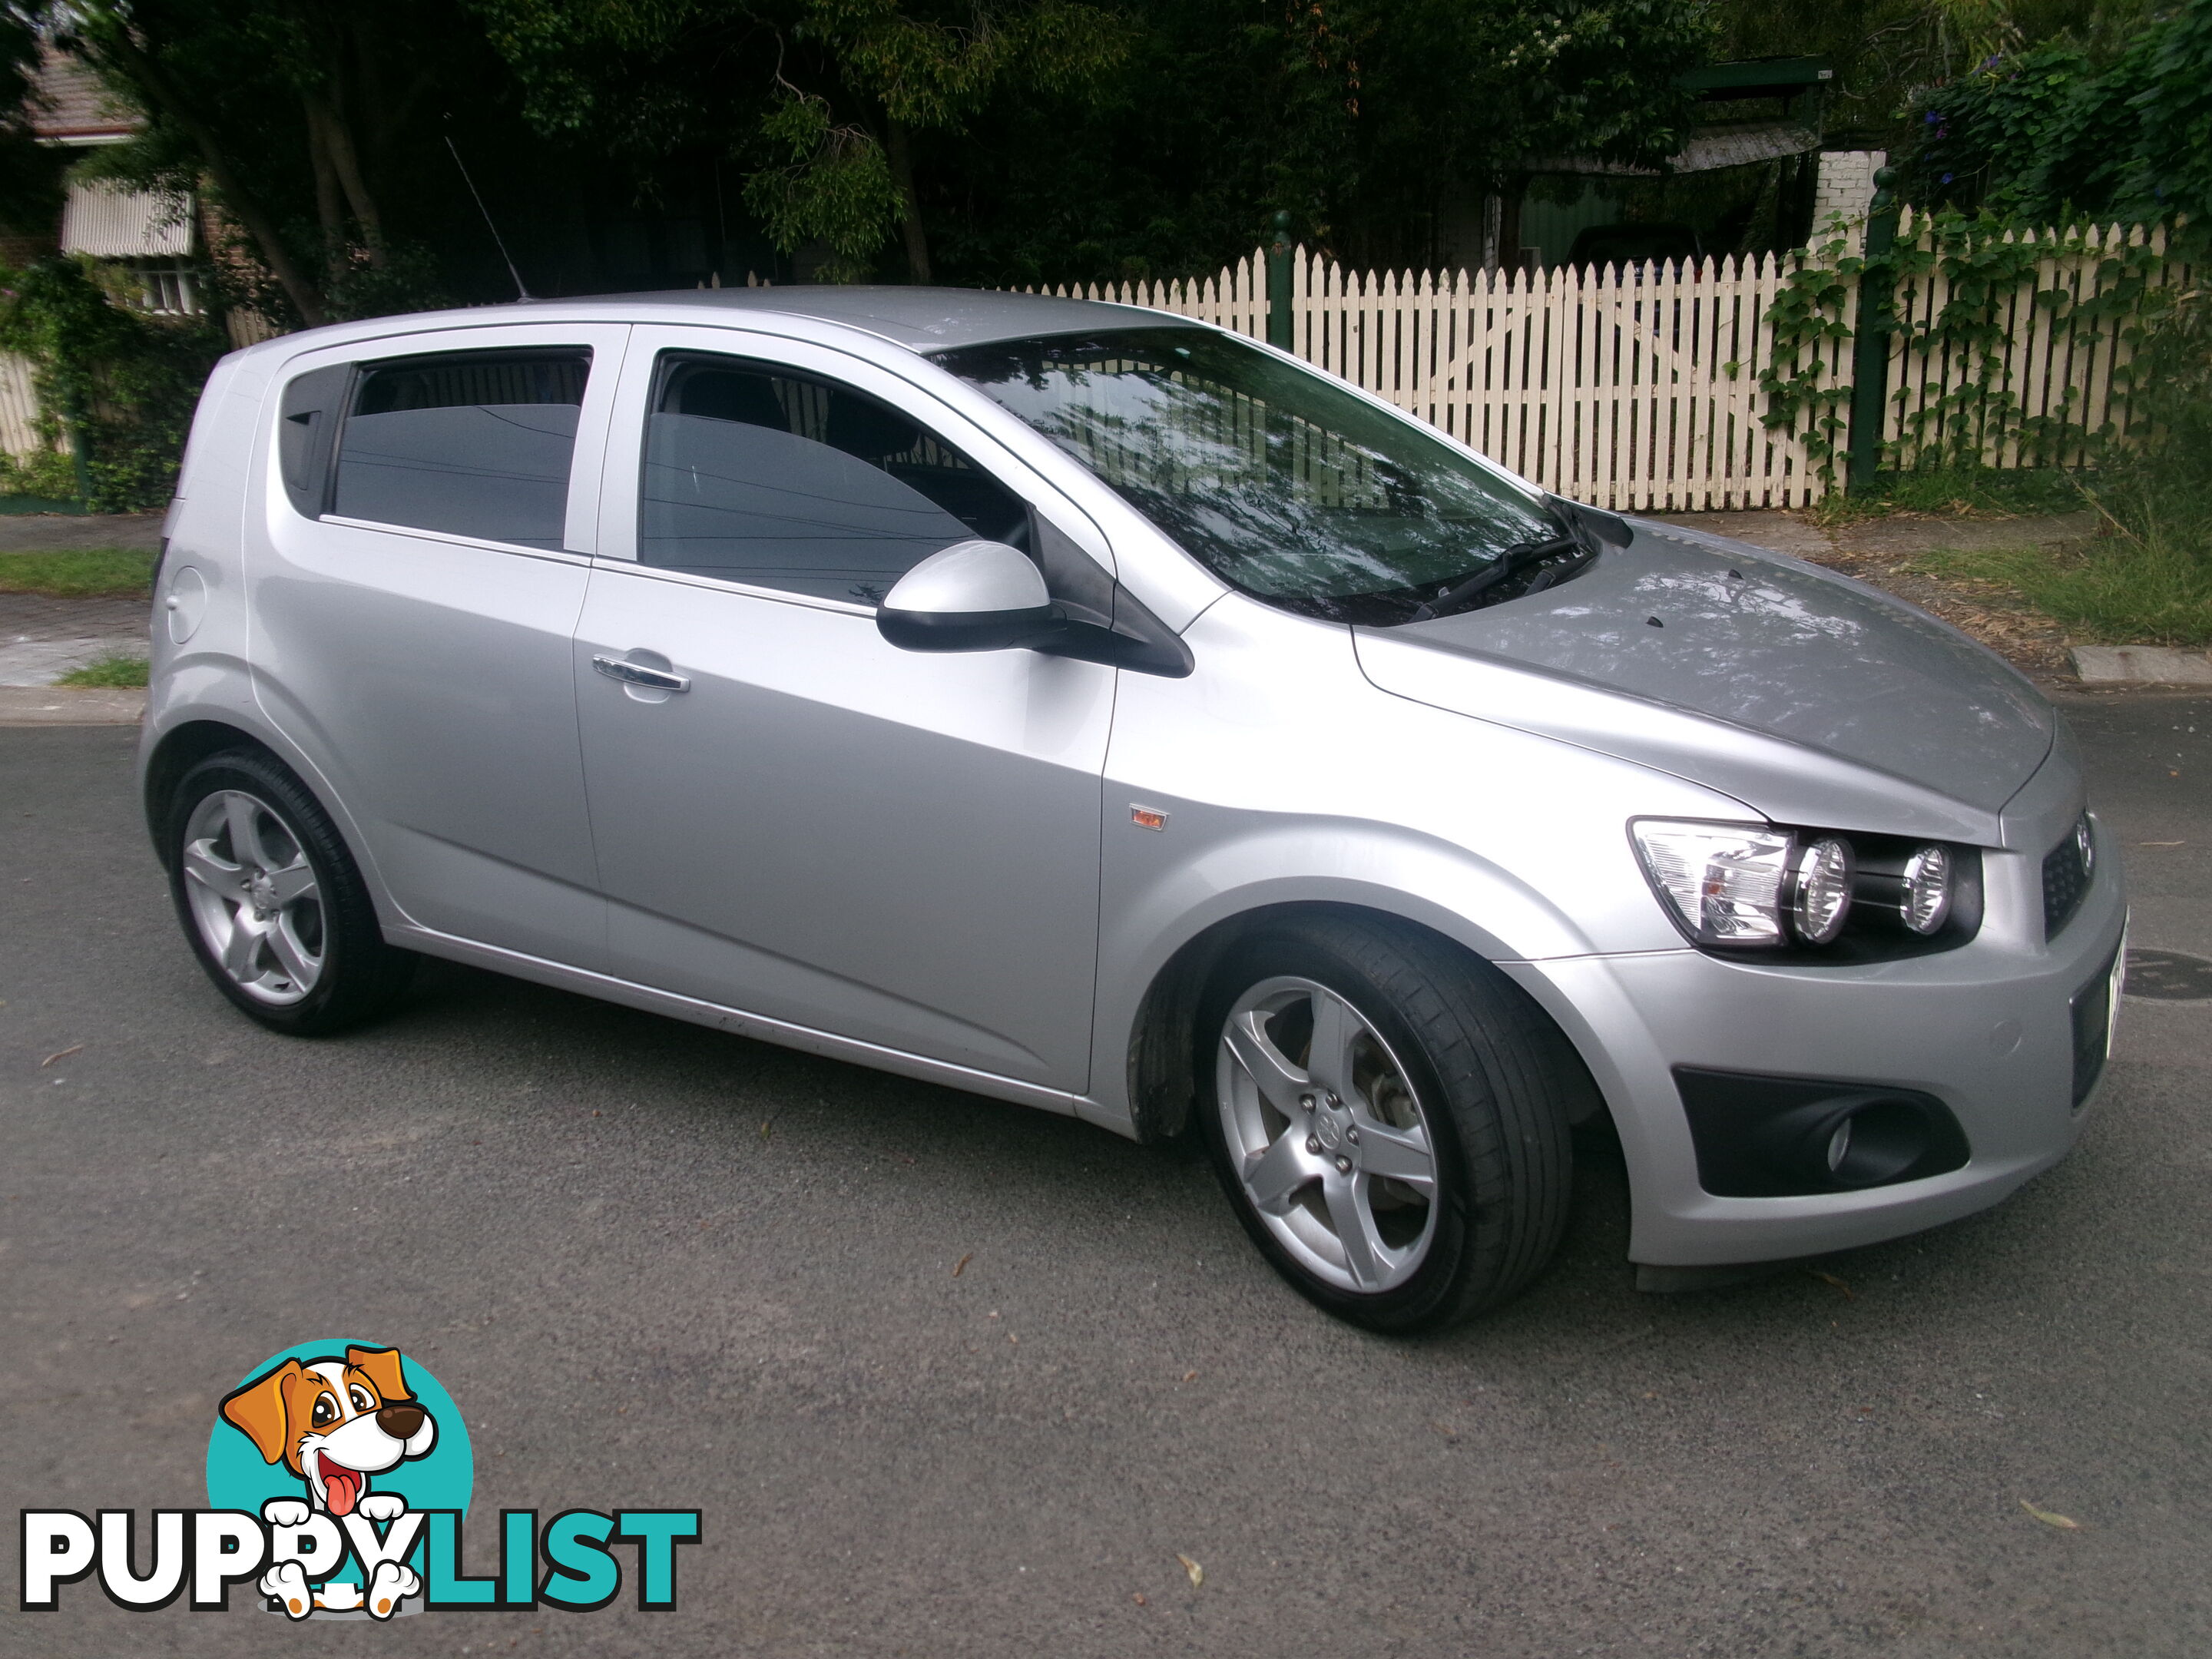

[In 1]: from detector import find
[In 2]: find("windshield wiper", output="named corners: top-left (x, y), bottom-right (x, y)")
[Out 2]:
top-left (1408, 533), bottom-right (1581, 621)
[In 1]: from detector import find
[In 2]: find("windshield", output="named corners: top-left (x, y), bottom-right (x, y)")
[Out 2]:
top-left (932, 326), bottom-right (1564, 624)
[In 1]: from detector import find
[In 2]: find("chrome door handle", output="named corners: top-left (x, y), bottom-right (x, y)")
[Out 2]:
top-left (592, 654), bottom-right (690, 693)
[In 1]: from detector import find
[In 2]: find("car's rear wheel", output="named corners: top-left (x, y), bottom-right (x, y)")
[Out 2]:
top-left (1197, 912), bottom-right (1579, 1333)
top-left (164, 749), bottom-right (416, 1035)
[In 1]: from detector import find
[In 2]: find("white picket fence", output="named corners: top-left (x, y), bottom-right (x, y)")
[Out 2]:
top-left (1883, 220), bottom-right (2180, 474)
top-left (1028, 224), bottom-right (2181, 510)
top-left (0, 227), bottom-right (2177, 506)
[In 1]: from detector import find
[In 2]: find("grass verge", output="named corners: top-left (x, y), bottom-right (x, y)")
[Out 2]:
top-left (1911, 535), bottom-right (2212, 648)
top-left (0, 547), bottom-right (158, 598)
top-left (1812, 467), bottom-right (2090, 528)
top-left (54, 653), bottom-right (150, 688)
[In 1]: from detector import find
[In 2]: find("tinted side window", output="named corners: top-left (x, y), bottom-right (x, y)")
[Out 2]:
top-left (638, 353), bottom-right (1028, 604)
top-left (333, 349), bottom-right (589, 549)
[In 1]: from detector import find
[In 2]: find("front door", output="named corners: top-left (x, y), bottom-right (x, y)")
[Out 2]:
top-left (248, 323), bottom-right (628, 966)
top-left (572, 330), bottom-right (1114, 1091)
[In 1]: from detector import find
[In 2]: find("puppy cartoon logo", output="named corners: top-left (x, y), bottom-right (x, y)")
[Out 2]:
top-left (221, 1345), bottom-right (439, 1521)
top-left (218, 1345), bottom-right (439, 1617)
top-left (20, 1339), bottom-right (695, 1619)
top-left (204, 1338), bottom-right (474, 1621)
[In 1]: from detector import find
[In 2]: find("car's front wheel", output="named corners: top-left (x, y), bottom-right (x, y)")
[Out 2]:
top-left (1197, 912), bottom-right (1581, 1333)
top-left (163, 748), bottom-right (416, 1035)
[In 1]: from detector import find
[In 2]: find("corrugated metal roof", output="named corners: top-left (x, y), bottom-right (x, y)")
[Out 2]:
top-left (61, 182), bottom-right (194, 258)
top-left (29, 48), bottom-right (137, 143)
top-left (1531, 121), bottom-right (1823, 178)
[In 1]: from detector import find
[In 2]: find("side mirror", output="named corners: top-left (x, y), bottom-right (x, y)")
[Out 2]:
top-left (876, 540), bottom-right (1061, 654)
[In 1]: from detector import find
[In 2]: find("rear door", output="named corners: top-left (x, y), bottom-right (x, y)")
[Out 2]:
top-left (248, 322), bottom-right (628, 967)
top-left (571, 326), bottom-right (1116, 1091)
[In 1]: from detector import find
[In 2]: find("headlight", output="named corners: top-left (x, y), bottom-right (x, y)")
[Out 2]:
top-left (1899, 844), bottom-right (1952, 935)
top-left (1631, 821), bottom-right (1793, 947)
top-left (1786, 836), bottom-right (1855, 944)
top-left (1635, 820), bottom-right (1976, 952)
top-left (1631, 820), bottom-right (1859, 949)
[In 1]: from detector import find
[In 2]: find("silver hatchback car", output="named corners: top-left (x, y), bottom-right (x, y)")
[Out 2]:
top-left (142, 288), bottom-right (2125, 1332)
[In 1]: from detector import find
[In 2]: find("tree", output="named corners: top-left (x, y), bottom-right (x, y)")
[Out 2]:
top-left (1890, 0), bottom-right (2212, 229)
top-left (480, 0), bottom-right (1713, 284)
top-left (48, 0), bottom-right (539, 325)
top-left (476, 0), bottom-right (1129, 283)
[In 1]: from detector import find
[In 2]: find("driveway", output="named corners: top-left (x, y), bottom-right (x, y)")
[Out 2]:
top-left (4, 699), bottom-right (2209, 1657)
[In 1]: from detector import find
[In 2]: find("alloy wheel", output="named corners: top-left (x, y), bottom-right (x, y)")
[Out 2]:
top-left (1215, 975), bottom-right (1440, 1293)
top-left (180, 790), bottom-right (325, 1005)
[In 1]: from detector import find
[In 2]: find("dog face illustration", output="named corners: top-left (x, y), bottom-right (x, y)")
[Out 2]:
top-left (219, 1346), bottom-right (437, 1517)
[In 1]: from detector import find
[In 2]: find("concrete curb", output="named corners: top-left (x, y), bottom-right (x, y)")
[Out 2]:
top-left (0, 686), bottom-right (145, 725)
top-left (2072, 645), bottom-right (2212, 687)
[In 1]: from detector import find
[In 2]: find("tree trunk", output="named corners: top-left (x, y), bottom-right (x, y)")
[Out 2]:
top-left (78, 35), bottom-right (327, 325)
top-left (884, 118), bottom-right (931, 283)
top-left (313, 90), bottom-right (387, 266)
top-left (304, 98), bottom-right (344, 267)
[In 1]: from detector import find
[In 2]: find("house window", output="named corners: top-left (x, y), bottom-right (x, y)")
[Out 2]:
top-left (130, 265), bottom-right (200, 316)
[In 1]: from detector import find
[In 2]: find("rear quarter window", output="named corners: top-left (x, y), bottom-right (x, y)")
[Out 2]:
top-left (329, 349), bottom-right (589, 549)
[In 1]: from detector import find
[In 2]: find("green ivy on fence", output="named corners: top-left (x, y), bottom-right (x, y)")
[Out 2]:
top-left (1757, 207), bottom-right (2172, 487)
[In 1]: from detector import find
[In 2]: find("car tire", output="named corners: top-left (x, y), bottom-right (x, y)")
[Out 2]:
top-left (1197, 912), bottom-right (1580, 1334)
top-left (163, 748), bottom-right (416, 1035)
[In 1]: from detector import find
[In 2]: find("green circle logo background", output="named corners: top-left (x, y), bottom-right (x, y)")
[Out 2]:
top-left (205, 1339), bottom-right (474, 1586)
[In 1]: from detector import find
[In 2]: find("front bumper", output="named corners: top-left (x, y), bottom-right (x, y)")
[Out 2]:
top-left (1505, 820), bottom-right (2128, 1267)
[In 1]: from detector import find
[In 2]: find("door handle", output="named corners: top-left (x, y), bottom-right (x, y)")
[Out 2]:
top-left (592, 654), bottom-right (690, 693)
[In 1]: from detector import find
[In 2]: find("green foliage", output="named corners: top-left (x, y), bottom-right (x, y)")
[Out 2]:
top-left (1912, 536), bottom-right (2212, 644)
top-left (478, 0), bottom-right (1134, 280)
top-left (55, 651), bottom-right (151, 687)
top-left (1884, 208), bottom-right (2162, 469)
top-left (1893, 0), bottom-right (2212, 238)
top-left (1753, 217), bottom-right (1861, 478)
top-left (476, 0), bottom-right (1713, 284)
top-left (2093, 277), bottom-right (2212, 604)
top-left (50, 0), bottom-right (548, 326)
top-left (742, 91), bottom-right (906, 283)
top-left (1807, 464), bottom-right (2090, 524)
top-left (0, 547), bottom-right (159, 598)
top-left (1899, 276), bottom-right (2212, 645)
top-left (0, 257), bottom-right (224, 512)
top-left (1757, 205), bottom-right (2164, 485)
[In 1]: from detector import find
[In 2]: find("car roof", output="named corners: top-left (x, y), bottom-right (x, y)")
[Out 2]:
top-left (589, 286), bottom-right (1198, 351)
top-left (240, 286), bottom-right (1202, 365)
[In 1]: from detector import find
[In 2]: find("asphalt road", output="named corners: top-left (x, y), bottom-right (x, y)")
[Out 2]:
top-left (5, 695), bottom-right (2210, 1657)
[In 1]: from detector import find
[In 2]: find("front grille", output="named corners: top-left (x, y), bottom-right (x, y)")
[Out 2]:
top-left (2043, 816), bottom-right (2093, 939)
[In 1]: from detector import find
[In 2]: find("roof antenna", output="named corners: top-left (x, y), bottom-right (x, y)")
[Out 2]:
top-left (444, 129), bottom-right (532, 300)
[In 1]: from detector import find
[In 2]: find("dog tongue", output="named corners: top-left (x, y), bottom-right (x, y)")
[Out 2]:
top-left (322, 1460), bottom-right (363, 1518)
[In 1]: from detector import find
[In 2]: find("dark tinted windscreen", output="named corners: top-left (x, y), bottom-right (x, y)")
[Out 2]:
top-left (334, 350), bottom-right (587, 549)
top-left (932, 328), bottom-right (1556, 622)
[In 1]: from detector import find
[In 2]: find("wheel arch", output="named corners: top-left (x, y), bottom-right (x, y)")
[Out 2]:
top-left (1118, 898), bottom-right (1610, 1147)
top-left (141, 717), bottom-right (389, 926)
top-left (142, 719), bottom-right (283, 864)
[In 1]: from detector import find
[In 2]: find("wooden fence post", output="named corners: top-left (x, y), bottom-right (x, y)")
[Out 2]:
top-left (1846, 167), bottom-right (1900, 494)
top-left (1266, 211), bottom-right (1293, 350)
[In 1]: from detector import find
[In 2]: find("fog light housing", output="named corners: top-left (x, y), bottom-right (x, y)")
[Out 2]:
top-left (1674, 1068), bottom-right (1972, 1197)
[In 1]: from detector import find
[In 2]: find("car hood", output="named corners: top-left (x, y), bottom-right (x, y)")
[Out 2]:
top-left (1352, 521), bottom-right (2055, 843)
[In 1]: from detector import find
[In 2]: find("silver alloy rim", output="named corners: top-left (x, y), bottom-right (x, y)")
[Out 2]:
top-left (1216, 976), bottom-right (1439, 1293)
top-left (180, 790), bottom-right (325, 1005)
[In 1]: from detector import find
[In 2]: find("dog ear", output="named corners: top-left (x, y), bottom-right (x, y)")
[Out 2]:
top-left (220, 1360), bottom-right (303, 1465)
top-left (346, 1346), bottom-right (413, 1405)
